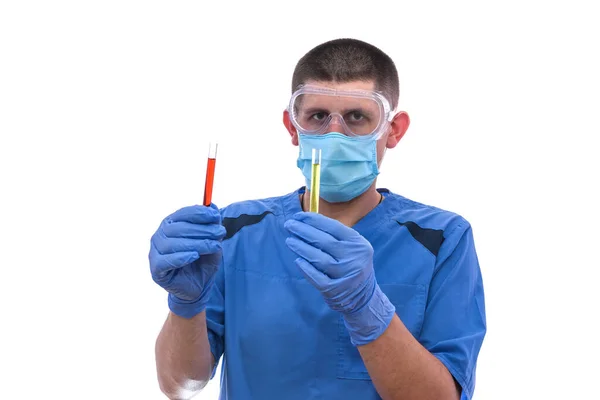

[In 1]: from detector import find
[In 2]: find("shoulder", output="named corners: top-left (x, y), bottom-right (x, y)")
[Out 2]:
top-left (380, 189), bottom-right (473, 259)
top-left (218, 189), bottom-right (299, 241)
top-left (383, 189), bottom-right (471, 236)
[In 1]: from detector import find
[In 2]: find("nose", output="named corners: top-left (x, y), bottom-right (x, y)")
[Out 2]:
top-left (326, 114), bottom-right (349, 135)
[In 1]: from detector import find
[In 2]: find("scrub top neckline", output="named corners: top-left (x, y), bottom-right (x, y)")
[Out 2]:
top-left (281, 186), bottom-right (396, 237)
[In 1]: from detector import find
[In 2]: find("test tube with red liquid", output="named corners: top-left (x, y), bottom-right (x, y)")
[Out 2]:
top-left (203, 142), bottom-right (218, 206)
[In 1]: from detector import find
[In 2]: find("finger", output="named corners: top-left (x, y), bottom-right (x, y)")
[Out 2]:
top-left (285, 236), bottom-right (336, 271)
top-left (167, 205), bottom-right (221, 225)
top-left (153, 231), bottom-right (222, 256)
top-left (149, 242), bottom-right (199, 276)
top-left (162, 221), bottom-right (226, 240)
top-left (284, 219), bottom-right (338, 255)
top-left (294, 257), bottom-right (330, 291)
top-left (199, 251), bottom-right (223, 271)
top-left (292, 212), bottom-right (359, 242)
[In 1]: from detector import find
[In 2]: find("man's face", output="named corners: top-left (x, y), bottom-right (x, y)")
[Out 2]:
top-left (283, 79), bottom-right (409, 167)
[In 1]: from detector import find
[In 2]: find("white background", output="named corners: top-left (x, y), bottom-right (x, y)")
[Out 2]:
top-left (1, 1), bottom-right (598, 399)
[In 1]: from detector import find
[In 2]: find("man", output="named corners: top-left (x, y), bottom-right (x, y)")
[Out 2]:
top-left (149, 38), bottom-right (486, 400)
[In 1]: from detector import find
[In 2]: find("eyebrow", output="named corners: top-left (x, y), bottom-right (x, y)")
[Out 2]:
top-left (299, 106), bottom-right (376, 116)
top-left (300, 107), bottom-right (328, 115)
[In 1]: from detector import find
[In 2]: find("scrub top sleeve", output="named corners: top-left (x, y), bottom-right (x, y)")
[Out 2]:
top-left (419, 221), bottom-right (487, 400)
top-left (205, 259), bottom-right (225, 380)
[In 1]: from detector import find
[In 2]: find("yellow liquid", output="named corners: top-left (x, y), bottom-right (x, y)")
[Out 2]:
top-left (310, 163), bottom-right (321, 213)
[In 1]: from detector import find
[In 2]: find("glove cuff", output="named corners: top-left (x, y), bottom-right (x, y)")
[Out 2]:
top-left (168, 291), bottom-right (210, 319)
top-left (342, 284), bottom-right (396, 346)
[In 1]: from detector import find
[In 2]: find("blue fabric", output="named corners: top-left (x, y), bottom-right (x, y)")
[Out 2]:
top-left (297, 133), bottom-right (379, 202)
top-left (205, 187), bottom-right (486, 399)
top-left (284, 212), bottom-right (396, 346)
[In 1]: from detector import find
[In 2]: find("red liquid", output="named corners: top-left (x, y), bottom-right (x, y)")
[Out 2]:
top-left (203, 157), bottom-right (216, 206)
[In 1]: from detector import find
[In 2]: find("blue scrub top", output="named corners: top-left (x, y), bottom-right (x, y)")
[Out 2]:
top-left (206, 187), bottom-right (486, 399)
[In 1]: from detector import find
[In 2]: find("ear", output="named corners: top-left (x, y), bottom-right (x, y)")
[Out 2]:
top-left (386, 111), bottom-right (410, 149)
top-left (283, 110), bottom-right (299, 146)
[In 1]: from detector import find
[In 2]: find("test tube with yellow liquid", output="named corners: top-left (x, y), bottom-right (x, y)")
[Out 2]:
top-left (309, 148), bottom-right (322, 213)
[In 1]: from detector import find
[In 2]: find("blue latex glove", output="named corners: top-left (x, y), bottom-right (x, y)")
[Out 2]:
top-left (149, 204), bottom-right (226, 318)
top-left (284, 212), bottom-right (396, 346)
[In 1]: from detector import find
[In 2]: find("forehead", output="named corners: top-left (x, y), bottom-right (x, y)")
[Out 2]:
top-left (295, 80), bottom-right (379, 111)
top-left (302, 79), bottom-right (376, 92)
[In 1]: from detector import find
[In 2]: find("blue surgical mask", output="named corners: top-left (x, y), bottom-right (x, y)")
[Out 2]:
top-left (297, 132), bottom-right (379, 203)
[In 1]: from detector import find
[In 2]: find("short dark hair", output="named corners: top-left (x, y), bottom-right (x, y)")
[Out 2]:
top-left (292, 38), bottom-right (400, 109)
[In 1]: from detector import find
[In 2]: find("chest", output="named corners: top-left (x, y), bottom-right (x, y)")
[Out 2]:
top-left (221, 226), bottom-right (436, 381)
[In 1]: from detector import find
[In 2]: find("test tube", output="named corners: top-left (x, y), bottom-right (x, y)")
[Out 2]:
top-left (203, 142), bottom-right (218, 206)
top-left (309, 148), bottom-right (321, 213)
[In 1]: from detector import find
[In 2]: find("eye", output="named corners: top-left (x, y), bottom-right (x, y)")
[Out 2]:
top-left (347, 111), bottom-right (365, 122)
top-left (310, 112), bottom-right (327, 121)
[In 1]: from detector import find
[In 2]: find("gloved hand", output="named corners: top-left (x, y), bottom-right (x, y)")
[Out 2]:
top-left (284, 212), bottom-right (395, 346)
top-left (149, 204), bottom-right (226, 318)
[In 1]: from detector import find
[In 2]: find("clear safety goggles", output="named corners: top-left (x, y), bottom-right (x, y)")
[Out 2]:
top-left (288, 84), bottom-right (395, 140)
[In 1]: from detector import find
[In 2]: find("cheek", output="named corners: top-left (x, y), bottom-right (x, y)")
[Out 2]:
top-left (376, 139), bottom-right (387, 163)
